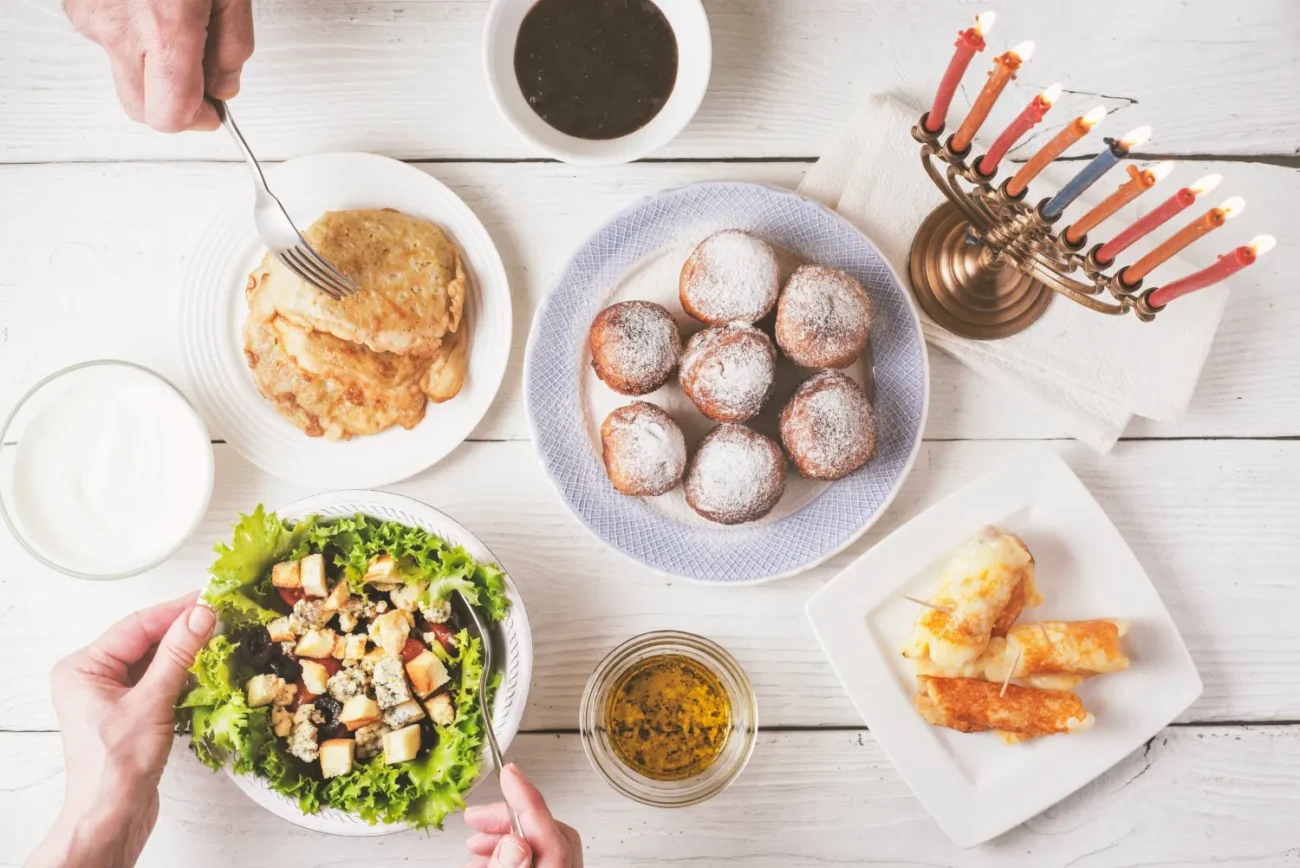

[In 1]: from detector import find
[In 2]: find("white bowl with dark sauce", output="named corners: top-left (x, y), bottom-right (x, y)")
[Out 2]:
top-left (483, 0), bottom-right (711, 164)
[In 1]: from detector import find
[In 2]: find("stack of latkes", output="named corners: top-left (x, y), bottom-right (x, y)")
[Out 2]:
top-left (243, 209), bottom-right (470, 440)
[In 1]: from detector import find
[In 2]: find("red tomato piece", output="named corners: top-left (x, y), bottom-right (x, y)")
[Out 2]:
top-left (424, 622), bottom-right (456, 653)
top-left (277, 587), bottom-right (305, 607)
top-left (400, 638), bottom-right (427, 663)
top-left (319, 658), bottom-right (343, 677)
top-left (294, 680), bottom-right (315, 707)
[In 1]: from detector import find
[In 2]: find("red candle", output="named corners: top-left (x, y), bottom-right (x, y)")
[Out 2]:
top-left (1095, 174), bottom-right (1222, 264)
top-left (951, 41), bottom-right (1035, 153)
top-left (1123, 196), bottom-right (1244, 285)
top-left (1006, 105), bottom-right (1106, 197)
top-left (1148, 235), bottom-right (1275, 307)
top-left (925, 12), bottom-right (995, 133)
top-left (976, 82), bottom-right (1061, 176)
top-left (1064, 161), bottom-right (1172, 244)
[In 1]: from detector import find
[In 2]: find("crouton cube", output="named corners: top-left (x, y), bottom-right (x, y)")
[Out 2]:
top-left (271, 559), bottom-right (302, 589)
top-left (343, 634), bottom-right (368, 660)
top-left (382, 724), bottom-right (422, 764)
top-left (340, 696), bottom-right (383, 731)
top-left (425, 693), bottom-right (455, 727)
top-left (271, 706), bottom-right (294, 737)
top-left (369, 610), bottom-right (411, 657)
top-left (301, 553), bottom-right (328, 597)
top-left (363, 555), bottom-right (397, 584)
top-left (301, 660), bottom-right (330, 696)
top-left (405, 649), bottom-right (450, 699)
top-left (320, 739), bottom-right (355, 779)
top-left (295, 629), bottom-right (338, 659)
top-left (383, 699), bottom-right (426, 728)
top-left (389, 582), bottom-right (425, 612)
top-left (323, 579), bottom-right (351, 614)
top-left (267, 617), bottom-right (296, 643)
top-left (246, 674), bottom-right (284, 708)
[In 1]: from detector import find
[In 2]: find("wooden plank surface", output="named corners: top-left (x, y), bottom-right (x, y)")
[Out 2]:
top-left (2, 439), bottom-right (1297, 732)
top-left (2, 726), bottom-right (1299, 866)
top-left (2, 0), bottom-right (1298, 162)
top-left (0, 160), bottom-right (1293, 442)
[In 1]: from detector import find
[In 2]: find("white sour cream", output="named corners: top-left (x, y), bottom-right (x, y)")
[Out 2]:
top-left (3, 363), bottom-right (213, 577)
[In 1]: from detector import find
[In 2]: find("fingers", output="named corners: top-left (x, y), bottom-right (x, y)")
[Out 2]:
top-left (488, 835), bottom-right (532, 868)
top-left (130, 604), bottom-right (216, 710)
top-left (500, 764), bottom-right (554, 822)
top-left (500, 765), bottom-right (578, 867)
top-left (80, 594), bottom-right (198, 677)
top-left (466, 832), bottom-right (503, 856)
top-left (465, 802), bottom-right (515, 836)
top-left (143, 26), bottom-right (217, 133)
top-left (204, 0), bottom-right (254, 99)
top-left (107, 51), bottom-right (145, 123)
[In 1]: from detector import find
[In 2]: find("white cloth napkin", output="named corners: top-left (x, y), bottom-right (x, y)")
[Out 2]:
top-left (798, 95), bottom-right (1230, 451)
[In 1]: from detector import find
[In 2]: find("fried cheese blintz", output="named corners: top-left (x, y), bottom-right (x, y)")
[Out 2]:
top-left (902, 528), bottom-right (1041, 670)
top-left (913, 675), bottom-right (1094, 739)
top-left (982, 619), bottom-right (1130, 690)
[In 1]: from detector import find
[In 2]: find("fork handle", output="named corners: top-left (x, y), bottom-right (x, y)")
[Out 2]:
top-left (208, 97), bottom-right (273, 197)
top-left (484, 709), bottom-right (527, 840)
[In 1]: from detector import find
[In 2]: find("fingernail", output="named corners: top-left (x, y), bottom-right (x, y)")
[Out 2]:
top-left (494, 836), bottom-right (529, 868)
top-left (187, 605), bottom-right (216, 637)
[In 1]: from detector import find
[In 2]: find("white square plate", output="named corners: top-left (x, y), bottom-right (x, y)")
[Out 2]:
top-left (805, 449), bottom-right (1202, 848)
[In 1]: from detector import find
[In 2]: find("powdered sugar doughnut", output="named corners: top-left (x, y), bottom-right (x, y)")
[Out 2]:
top-left (678, 323), bottom-right (777, 423)
top-left (684, 424), bottom-right (787, 525)
top-left (589, 301), bottom-right (682, 395)
top-left (679, 230), bottom-right (781, 325)
top-left (775, 265), bottom-right (871, 369)
top-left (601, 402), bottom-right (688, 496)
top-left (780, 371), bottom-right (877, 480)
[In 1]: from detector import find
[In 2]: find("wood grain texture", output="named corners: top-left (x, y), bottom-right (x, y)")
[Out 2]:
top-left (2, 727), bottom-right (1299, 866)
top-left (2, 439), bottom-right (1297, 732)
top-left (2, 0), bottom-right (1298, 162)
top-left (0, 160), bottom-right (1294, 442)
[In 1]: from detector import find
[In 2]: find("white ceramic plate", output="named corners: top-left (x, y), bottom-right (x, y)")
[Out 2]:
top-left (179, 152), bottom-right (511, 488)
top-left (804, 449), bottom-right (1202, 848)
top-left (211, 490), bottom-right (534, 836)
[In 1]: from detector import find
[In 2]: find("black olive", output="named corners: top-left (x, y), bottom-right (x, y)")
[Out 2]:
top-left (267, 653), bottom-right (302, 683)
top-left (232, 628), bottom-right (275, 668)
top-left (319, 721), bottom-right (348, 741)
top-left (315, 695), bottom-right (342, 723)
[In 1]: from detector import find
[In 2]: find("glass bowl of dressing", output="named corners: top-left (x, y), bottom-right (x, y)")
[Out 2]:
top-left (580, 630), bottom-right (757, 807)
top-left (0, 360), bottom-right (214, 580)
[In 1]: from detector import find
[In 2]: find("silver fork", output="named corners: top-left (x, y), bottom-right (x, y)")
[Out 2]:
top-left (209, 98), bottom-right (360, 300)
top-left (458, 592), bottom-right (526, 842)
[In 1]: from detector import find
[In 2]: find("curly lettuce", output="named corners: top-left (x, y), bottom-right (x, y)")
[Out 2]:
top-left (176, 506), bottom-right (508, 829)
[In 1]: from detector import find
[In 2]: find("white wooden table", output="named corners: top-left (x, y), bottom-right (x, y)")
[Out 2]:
top-left (3, 1), bottom-right (1299, 865)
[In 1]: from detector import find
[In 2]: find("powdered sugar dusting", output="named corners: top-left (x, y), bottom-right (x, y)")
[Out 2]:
top-left (685, 425), bottom-right (786, 524)
top-left (776, 265), bottom-right (871, 368)
top-left (601, 403), bottom-right (687, 496)
top-left (590, 301), bottom-right (682, 394)
top-left (780, 372), bottom-right (877, 480)
top-left (680, 230), bottom-right (781, 324)
top-left (679, 324), bottom-right (776, 422)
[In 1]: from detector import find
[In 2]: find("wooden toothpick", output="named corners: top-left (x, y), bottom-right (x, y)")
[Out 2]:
top-left (999, 647), bottom-right (1024, 698)
top-left (903, 595), bottom-right (953, 615)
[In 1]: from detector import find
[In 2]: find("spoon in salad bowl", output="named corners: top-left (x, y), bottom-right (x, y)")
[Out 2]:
top-left (458, 591), bottom-right (526, 841)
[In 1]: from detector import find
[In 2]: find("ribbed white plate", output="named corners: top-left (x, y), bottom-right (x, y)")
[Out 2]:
top-left (213, 490), bottom-right (534, 836)
top-left (179, 153), bottom-right (511, 487)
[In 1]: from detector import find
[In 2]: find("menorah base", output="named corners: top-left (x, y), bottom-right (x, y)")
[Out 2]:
top-left (907, 202), bottom-right (1054, 340)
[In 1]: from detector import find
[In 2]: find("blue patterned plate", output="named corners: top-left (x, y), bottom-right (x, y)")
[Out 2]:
top-left (525, 182), bottom-right (929, 583)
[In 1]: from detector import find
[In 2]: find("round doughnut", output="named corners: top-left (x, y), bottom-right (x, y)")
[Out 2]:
top-left (684, 424), bottom-right (787, 525)
top-left (679, 230), bottom-right (781, 325)
top-left (600, 402), bottom-right (688, 496)
top-left (775, 265), bottom-right (871, 369)
top-left (589, 301), bottom-right (682, 395)
top-left (678, 323), bottom-right (777, 423)
top-left (779, 371), bottom-right (877, 480)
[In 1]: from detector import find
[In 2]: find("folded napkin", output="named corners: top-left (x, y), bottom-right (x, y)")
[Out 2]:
top-left (799, 95), bottom-right (1230, 450)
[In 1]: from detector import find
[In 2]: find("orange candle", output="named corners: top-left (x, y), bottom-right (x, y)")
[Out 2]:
top-left (951, 41), bottom-right (1035, 153)
top-left (1006, 106), bottom-right (1106, 197)
top-left (1122, 196), bottom-right (1245, 285)
top-left (1096, 174), bottom-right (1222, 264)
top-left (1064, 161), bottom-right (1173, 244)
top-left (925, 12), bottom-right (995, 133)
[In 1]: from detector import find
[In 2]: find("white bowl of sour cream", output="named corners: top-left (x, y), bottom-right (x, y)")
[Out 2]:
top-left (0, 361), bottom-right (214, 580)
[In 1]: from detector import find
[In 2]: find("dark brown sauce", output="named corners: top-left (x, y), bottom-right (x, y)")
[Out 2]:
top-left (514, 0), bottom-right (679, 141)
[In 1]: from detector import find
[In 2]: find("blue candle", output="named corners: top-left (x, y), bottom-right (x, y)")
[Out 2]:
top-left (1040, 125), bottom-right (1152, 221)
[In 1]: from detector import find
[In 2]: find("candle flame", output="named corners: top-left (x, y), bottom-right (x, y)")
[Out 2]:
top-left (1040, 82), bottom-right (1063, 106)
top-left (1010, 40), bottom-right (1035, 62)
top-left (1119, 125), bottom-right (1152, 150)
top-left (975, 11), bottom-right (996, 35)
top-left (1081, 105), bottom-right (1107, 129)
top-left (1191, 174), bottom-right (1223, 196)
top-left (1220, 196), bottom-right (1246, 219)
top-left (1146, 161), bottom-right (1175, 183)
top-left (1249, 235), bottom-right (1276, 256)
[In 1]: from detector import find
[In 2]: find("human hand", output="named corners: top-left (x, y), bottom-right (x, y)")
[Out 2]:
top-left (63, 0), bottom-right (254, 132)
top-left (464, 764), bottom-right (584, 868)
top-left (27, 594), bottom-right (217, 868)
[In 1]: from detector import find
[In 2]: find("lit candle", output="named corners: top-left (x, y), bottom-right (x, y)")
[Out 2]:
top-left (1006, 105), bottom-right (1106, 197)
top-left (1096, 174), bottom-right (1222, 264)
top-left (1064, 161), bottom-right (1173, 244)
top-left (1040, 125), bottom-right (1152, 221)
top-left (925, 12), bottom-right (995, 133)
top-left (976, 82), bottom-right (1062, 177)
top-left (1122, 196), bottom-right (1244, 285)
top-left (1148, 235), bottom-right (1275, 307)
top-left (951, 41), bottom-right (1035, 153)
